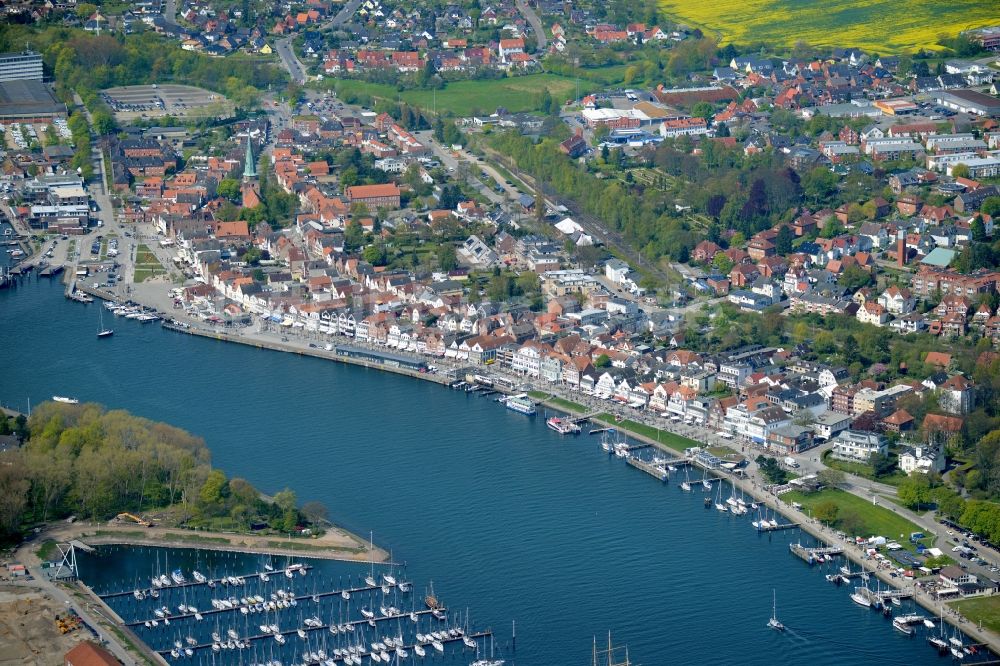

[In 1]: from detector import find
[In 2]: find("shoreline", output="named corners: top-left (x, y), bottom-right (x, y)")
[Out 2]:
top-left (531, 395), bottom-right (1000, 654)
top-left (21, 272), bottom-right (1000, 654)
top-left (26, 523), bottom-right (389, 565)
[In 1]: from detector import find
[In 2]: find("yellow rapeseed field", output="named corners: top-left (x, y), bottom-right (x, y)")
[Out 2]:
top-left (658, 0), bottom-right (1000, 53)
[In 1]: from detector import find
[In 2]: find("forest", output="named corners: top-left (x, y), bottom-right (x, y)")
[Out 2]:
top-left (0, 404), bottom-right (321, 543)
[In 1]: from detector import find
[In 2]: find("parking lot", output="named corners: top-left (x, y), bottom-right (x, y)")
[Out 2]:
top-left (101, 84), bottom-right (234, 122)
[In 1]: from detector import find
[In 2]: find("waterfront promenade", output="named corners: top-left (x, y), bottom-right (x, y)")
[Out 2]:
top-left (78, 287), bottom-right (1000, 653)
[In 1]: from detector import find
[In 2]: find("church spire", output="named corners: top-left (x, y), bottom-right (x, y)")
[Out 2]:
top-left (243, 139), bottom-right (257, 181)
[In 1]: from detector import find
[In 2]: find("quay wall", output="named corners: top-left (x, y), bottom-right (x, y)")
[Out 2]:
top-left (532, 396), bottom-right (1000, 654)
top-left (42, 270), bottom-right (1000, 653)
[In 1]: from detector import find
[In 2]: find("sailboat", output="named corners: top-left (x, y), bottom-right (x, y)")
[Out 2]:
top-left (680, 466), bottom-right (692, 492)
top-left (714, 480), bottom-right (728, 512)
top-left (767, 589), bottom-right (785, 631)
top-left (701, 468), bottom-right (712, 491)
top-left (591, 632), bottom-right (630, 666)
top-left (97, 306), bottom-right (114, 338)
top-left (928, 606), bottom-right (949, 653)
top-left (364, 532), bottom-right (377, 587)
top-left (469, 632), bottom-right (504, 666)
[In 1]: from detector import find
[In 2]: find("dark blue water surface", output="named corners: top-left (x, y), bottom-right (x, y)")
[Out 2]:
top-left (0, 278), bottom-right (974, 665)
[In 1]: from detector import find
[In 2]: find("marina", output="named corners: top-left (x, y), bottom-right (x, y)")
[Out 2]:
top-left (5, 278), bottom-right (1000, 665)
top-left (78, 547), bottom-right (498, 665)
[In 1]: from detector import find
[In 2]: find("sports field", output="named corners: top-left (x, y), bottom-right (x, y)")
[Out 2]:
top-left (331, 74), bottom-right (583, 116)
top-left (658, 0), bottom-right (1000, 53)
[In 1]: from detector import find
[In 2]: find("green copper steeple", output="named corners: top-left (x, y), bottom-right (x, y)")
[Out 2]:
top-left (243, 139), bottom-right (256, 180)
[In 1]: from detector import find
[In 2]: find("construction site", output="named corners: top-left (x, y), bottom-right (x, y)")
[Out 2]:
top-left (0, 584), bottom-right (92, 664)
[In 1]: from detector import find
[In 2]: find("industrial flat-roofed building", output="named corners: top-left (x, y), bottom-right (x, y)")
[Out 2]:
top-left (0, 80), bottom-right (65, 122)
top-left (935, 89), bottom-right (1000, 116)
top-left (0, 50), bottom-right (43, 82)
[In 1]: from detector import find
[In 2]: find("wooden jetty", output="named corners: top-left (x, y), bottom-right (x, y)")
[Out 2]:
top-left (754, 521), bottom-right (800, 532)
top-left (100, 566), bottom-right (316, 599)
top-left (132, 597), bottom-right (427, 629)
top-left (156, 617), bottom-right (486, 658)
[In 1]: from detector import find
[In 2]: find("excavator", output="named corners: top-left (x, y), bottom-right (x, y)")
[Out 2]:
top-left (116, 512), bottom-right (153, 527)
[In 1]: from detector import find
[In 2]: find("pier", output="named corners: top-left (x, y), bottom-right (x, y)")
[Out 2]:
top-left (126, 594), bottom-right (428, 629)
top-left (99, 565), bottom-right (316, 599)
top-left (754, 521), bottom-right (800, 532)
top-left (157, 628), bottom-right (492, 660)
top-left (625, 457), bottom-right (668, 482)
top-left (789, 542), bottom-right (843, 564)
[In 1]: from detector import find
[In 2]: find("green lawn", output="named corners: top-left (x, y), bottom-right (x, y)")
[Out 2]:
top-left (823, 452), bottom-right (907, 486)
top-left (595, 414), bottom-right (699, 454)
top-left (134, 243), bottom-right (167, 282)
top-left (34, 539), bottom-right (57, 561)
top-left (528, 391), bottom-right (588, 413)
top-left (782, 488), bottom-right (923, 542)
top-left (330, 74), bottom-right (584, 117)
top-left (951, 597), bottom-right (1000, 634)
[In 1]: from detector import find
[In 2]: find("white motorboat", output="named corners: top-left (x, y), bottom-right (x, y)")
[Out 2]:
top-left (892, 617), bottom-right (914, 635)
top-left (52, 396), bottom-right (79, 404)
top-left (850, 589), bottom-right (871, 607)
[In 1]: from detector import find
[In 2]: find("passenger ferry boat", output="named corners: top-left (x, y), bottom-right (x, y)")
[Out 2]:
top-left (52, 396), bottom-right (79, 404)
top-left (546, 416), bottom-right (581, 434)
top-left (503, 394), bottom-right (536, 415)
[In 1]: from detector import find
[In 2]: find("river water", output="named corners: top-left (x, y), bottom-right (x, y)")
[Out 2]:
top-left (0, 278), bottom-right (977, 664)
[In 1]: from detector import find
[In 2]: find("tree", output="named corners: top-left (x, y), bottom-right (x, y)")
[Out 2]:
top-left (755, 456), bottom-right (789, 484)
top-left (813, 499), bottom-right (840, 524)
top-left (971, 216), bottom-right (986, 243)
top-left (595, 354), bottom-right (611, 368)
top-left (842, 334), bottom-right (860, 364)
top-left (981, 197), bottom-right (1000, 219)
top-left (217, 178), bottom-right (241, 202)
top-left (897, 473), bottom-right (932, 510)
top-left (92, 110), bottom-right (116, 136)
top-left (818, 468), bottom-right (846, 488)
top-left (437, 245), bottom-right (458, 272)
top-left (951, 163), bottom-right (970, 179)
top-left (198, 469), bottom-right (227, 507)
top-left (301, 500), bottom-right (328, 525)
top-left (839, 264), bottom-right (874, 291)
top-left (870, 452), bottom-right (896, 478)
top-left (362, 244), bottom-right (387, 266)
top-left (774, 225), bottom-right (794, 255)
top-left (273, 488), bottom-right (297, 514)
top-left (691, 101), bottom-right (714, 120)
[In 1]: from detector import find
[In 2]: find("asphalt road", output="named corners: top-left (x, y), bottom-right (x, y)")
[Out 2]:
top-left (276, 0), bottom-right (365, 83)
top-left (515, 0), bottom-right (547, 50)
top-left (164, 0), bottom-right (177, 25)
